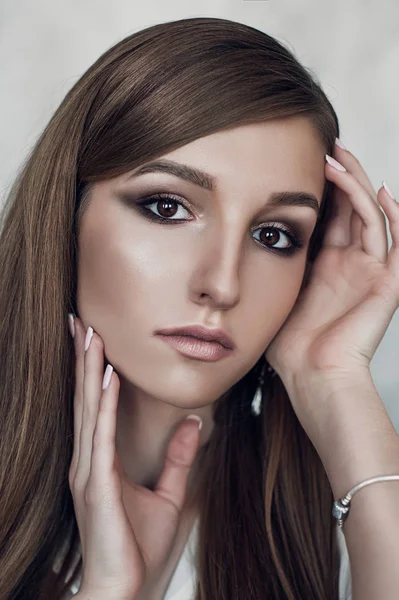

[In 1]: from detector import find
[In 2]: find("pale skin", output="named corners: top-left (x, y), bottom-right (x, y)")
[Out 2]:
top-left (70, 116), bottom-right (326, 598)
top-left (75, 116), bottom-right (325, 495)
top-left (69, 116), bottom-right (399, 599)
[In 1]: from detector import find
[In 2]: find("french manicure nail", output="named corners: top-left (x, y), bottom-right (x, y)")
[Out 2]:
top-left (335, 137), bottom-right (347, 150)
top-left (68, 313), bottom-right (75, 338)
top-left (185, 415), bottom-right (203, 430)
top-left (84, 326), bottom-right (93, 352)
top-left (325, 154), bottom-right (346, 172)
top-left (102, 364), bottom-right (114, 390)
top-left (382, 180), bottom-right (396, 201)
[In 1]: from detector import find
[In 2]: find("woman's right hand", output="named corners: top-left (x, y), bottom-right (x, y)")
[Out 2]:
top-left (68, 316), bottom-right (202, 600)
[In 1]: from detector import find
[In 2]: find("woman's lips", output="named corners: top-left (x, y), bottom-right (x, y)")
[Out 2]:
top-left (156, 334), bottom-right (234, 361)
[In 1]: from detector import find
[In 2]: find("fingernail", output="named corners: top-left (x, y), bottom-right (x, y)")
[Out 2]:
top-left (185, 415), bottom-right (203, 430)
top-left (68, 313), bottom-right (75, 338)
top-left (335, 137), bottom-right (347, 150)
top-left (325, 154), bottom-right (346, 172)
top-left (84, 326), bottom-right (93, 352)
top-left (102, 364), bottom-right (114, 390)
top-left (382, 180), bottom-right (396, 201)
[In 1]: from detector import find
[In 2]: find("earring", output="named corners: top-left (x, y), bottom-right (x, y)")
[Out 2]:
top-left (251, 361), bottom-right (276, 416)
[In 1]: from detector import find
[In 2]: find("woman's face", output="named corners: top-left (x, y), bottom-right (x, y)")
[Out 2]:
top-left (76, 116), bottom-right (326, 408)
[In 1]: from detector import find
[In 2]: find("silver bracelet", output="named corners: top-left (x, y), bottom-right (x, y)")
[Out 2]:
top-left (332, 475), bottom-right (399, 528)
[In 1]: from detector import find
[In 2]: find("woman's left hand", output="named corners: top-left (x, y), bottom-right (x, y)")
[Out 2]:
top-left (264, 142), bottom-right (399, 407)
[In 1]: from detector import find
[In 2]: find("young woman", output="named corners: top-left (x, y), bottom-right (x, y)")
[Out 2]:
top-left (1, 15), bottom-right (399, 600)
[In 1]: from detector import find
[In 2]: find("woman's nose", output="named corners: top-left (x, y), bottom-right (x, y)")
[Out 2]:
top-left (188, 230), bottom-right (244, 310)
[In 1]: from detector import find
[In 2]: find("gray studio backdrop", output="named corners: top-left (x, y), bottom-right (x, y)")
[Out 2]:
top-left (1, 0), bottom-right (398, 428)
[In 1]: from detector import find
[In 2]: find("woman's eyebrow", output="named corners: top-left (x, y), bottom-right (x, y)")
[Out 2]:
top-left (128, 159), bottom-right (320, 215)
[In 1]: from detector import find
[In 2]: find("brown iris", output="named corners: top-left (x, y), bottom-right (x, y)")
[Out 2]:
top-left (157, 199), bottom-right (178, 218)
top-left (259, 229), bottom-right (280, 246)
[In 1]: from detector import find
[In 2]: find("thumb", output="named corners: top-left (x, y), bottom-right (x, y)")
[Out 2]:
top-left (154, 415), bottom-right (202, 512)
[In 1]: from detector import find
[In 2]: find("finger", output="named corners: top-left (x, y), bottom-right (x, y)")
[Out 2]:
top-left (69, 317), bottom-right (86, 485)
top-left (324, 155), bottom-right (388, 262)
top-left (89, 364), bottom-right (119, 485)
top-left (85, 367), bottom-right (127, 520)
top-left (350, 209), bottom-right (364, 250)
top-left (333, 141), bottom-right (377, 201)
top-left (75, 327), bottom-right (105, 492)
top-left (378, 183), bottom-right (399, 276)
top-left (154, 417), bottom-right (202, 513)
top-left (327, 142), bottom-right (380, 250)
top-left (323, 183), bottom-right (354, 247)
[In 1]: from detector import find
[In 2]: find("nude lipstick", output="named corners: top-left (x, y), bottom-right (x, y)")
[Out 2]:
top-left (155, 324), bottom-right (235, 362)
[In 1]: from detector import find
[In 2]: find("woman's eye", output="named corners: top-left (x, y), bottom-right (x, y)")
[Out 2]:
top-left (138, 195), bottom-right (191, 220)
top-left (252, 225), bottom-right (297, 252)
top-left (136, 193), bottom-right (304, 256)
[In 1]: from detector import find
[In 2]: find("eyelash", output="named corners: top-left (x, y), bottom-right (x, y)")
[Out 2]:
top-left (134, 193), bottom-right (305, 257)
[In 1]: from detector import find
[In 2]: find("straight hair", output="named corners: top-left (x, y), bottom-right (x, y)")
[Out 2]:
top-left (0, 16), bottom-right (339, 599)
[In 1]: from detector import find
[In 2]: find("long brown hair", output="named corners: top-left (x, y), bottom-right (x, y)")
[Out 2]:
top-left (0, 16), bottom-right (340, 599)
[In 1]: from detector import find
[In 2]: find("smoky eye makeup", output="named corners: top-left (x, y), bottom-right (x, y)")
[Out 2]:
top-left (115, 187), bottom-right (314, 258)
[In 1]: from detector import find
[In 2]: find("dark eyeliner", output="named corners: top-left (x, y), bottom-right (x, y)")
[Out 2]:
top-left (125, 192), bottom-right (305, 257)
top-left (135, 193), bottom-right (192, 224)
top-left (254, 222), bottom-right (304, 257)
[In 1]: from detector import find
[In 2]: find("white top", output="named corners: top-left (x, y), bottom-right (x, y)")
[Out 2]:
top-left (55, 518), bottom-right (352, 599)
